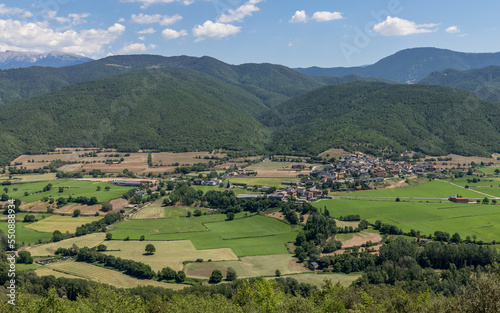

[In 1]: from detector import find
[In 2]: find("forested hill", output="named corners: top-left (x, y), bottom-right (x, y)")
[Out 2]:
top-left (266, 82), bottom-right (500, 156)
top-left (0, 54), bottom-right (379, 105)
top-left (0, 68), bottom-right (271, 164)
top-left (419, 66), bottom-right (500, 103)
top-left (295, 47), bottom-right (500, 83)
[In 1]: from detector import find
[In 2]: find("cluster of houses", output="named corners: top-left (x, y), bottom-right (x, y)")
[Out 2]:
top-left (237, 184), bottom-right (325, 203)
top-left (310, 154), bottom-right (438, 184)
top-left (192, 178), bottom-right (223, 186)
top-left (223, 167), bottom-right (257, 178)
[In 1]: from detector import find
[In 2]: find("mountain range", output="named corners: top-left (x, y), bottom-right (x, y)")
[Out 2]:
top-left (295, 47), bottom-right (500, 84)
top-left (1, 48), bottom-right (500, 164)
top-left (0, 51), bottom-right (93, 69)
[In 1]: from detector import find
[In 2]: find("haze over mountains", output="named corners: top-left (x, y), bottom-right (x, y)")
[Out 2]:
top-left (0, 51), bottom-right (93, 69)
top-left (295, 47), bottom-right (500, 84)
top-left (1, 47), bottom-right (500, 164)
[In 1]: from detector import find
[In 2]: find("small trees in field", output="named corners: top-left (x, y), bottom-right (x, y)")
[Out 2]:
top-left (145, 244), bottom-right (156, 255)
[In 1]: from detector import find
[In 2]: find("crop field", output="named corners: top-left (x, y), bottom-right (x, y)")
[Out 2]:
top-left (109, 214), bottom-right (298, 256)
top-left (36, 261), bottom-right (185, 290)
top-left (25, 215), bottom-right (102, 233)
top-left (268, 273), bottom-right (362, 287)
top-left (318, 198), bottom-right (500, 242)
top-left (205, 215), bottom-right (293, 239)
top-left (103, 240), bottom-right (238, 271)
top-left (0, 221), bottom-right (52, 245)
top-left (131, 206), bottom-right (165, 219)
top-left (29, 233), bottom-right (106, 256)
top-left (2, 180), bottom-right (133, 204)
top-left (152, 151), bottom-right (225, 166)
top-left (0, 173), bottom-right (57, 183)
top-left (245, 160), bottom-right (312, 178)
top-left (191, 185), bottom-right (261, 195)
top-left (184, 254), bottom-right (305, 279)
top-left (332, 180), bottom-right (480, 198)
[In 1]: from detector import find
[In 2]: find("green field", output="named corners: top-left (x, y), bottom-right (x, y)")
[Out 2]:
top-left (110, 214), bottom-right (298, 257)
top-left (205, 215), bottom-right (292, 239)
top-left (25, 215), bottom-right (102, 233)
top-left (0, 221), bottom-right (52, 245)
top-left (333, 180), bottom-right (480, 198)
top-left (191, 185), bottom-right (261, 195)
top-left (1, 180), bottom-right (133, 204)
top-left (317, 198), bottom-right (500, 242)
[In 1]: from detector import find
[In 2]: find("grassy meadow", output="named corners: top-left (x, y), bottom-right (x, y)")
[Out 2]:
top-left (317, 198), bottom-right (500, 241)
top-left (1, 180), bottom-right (133, 204)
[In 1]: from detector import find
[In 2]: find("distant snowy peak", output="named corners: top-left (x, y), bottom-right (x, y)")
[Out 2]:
top-left (0, 51), bottom-right (93, 69)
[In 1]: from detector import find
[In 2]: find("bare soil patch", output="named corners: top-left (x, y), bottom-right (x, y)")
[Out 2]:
top-left (338, 232), bottom-right (382, 248)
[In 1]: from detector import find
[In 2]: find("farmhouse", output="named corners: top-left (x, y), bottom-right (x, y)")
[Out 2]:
top-left (449, 195), bottom-right (469, 203)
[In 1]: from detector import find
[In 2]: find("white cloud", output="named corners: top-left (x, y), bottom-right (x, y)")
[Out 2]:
top-left (119, 42), bottom-right (157, 53)
top-left (372, 16), bottom-right (439, 36)
top-left (138, 36), bottom-right (145, 41)
top-left (312, 11), bottom-right (343, 22)
top-left (217, 0), bottom-right (263, 23)
top-left (162, 28), bottom-right (187, 40)
top-left (46, 11), bottom-right (90, 27)
top-left (131, 13), bottom-right (182, 26)
top-left (118, 18), bottom-right (126, 23)
top-left (289, 10), bottom-right (307, 23)
top-left (137, 28), bottom-right (156, 34)
top-left (0, 4), bottom-right (33, 18)
top-left (119, 0), bottom-right (193, 9)
top-left (446, 26), bottom-right (460, 33)
top-left (192, 20), bottom-right (241, 42)
top-left (0, 19), bottom-right (125, 56)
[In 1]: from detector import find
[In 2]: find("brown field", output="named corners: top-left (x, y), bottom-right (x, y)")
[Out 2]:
top-left (318, 148), bottom-right (350, 159)
top-left (53, 203), bottom-right (104, 216)
top-left (0, 173), bottom-right (58, 182)
top-left (340, 232), bottom-right (382, 248)
top-left (21, 201), bottom-right (53, 213)
top-left (267, 211), bottom-right (308, 225)
top-left (184, 254), bottom-right (306, 279)
top-left (433, 154), bottom-right (500, 169)
top-left (103, 240), bottom-right (238, 271)
top-left (28, 233), bottom-right (106, 256)
top-left (36, 261), bottom-right (185, 290)
top-left (245, 160), bottom-right (319, 178)
top-left (152, 151), bottom-right (225, 166)
top-left (335, 220), bottom-right (361, 228)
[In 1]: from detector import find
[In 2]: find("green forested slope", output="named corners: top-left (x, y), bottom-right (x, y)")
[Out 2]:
top-left (419, 66), bottom-right (500, 103)
top-left (267, 82), bottom-right (500, 156)
top-left (0, 68), bottom-right (271, 161)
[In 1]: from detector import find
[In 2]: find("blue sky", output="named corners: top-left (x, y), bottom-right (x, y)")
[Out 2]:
top-left (1, 0), bottom-right (499, 67)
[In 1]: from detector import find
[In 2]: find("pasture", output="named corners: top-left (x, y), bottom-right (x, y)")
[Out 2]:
top-left (25, 215), bottom-right (102, 233)
top-left (103, 240), bottom-right (238, 271)
top-left (332, 180), bottom-right (480, 199)
top-left (317, 198), bottom-right (500, 242)
top-left (36, 261), bottom-right (185, 290)
top-left (29, 233), bottom-right (106, 256)
top-left (0, 221), bottom-right (52, 245)
top-left (185, 254), bottom-right (306, 279)
top-left (109, 215), bottom-right (298, 256)
top-left (2, 180), bottom-right (133, 204)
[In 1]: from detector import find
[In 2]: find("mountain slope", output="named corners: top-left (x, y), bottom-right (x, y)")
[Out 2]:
top-left (0, 54), bottom-right (388, 104)
top-left (0, 51), bottom-right (93, 69)
top-left (0, 68), bottom-right (271, 163)
top-left (419, 66), bottom-right (500, 102)
top-left (295, 47), bottom-right (500, 83)
top-left (267, 82), bottom-right (500, 156)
